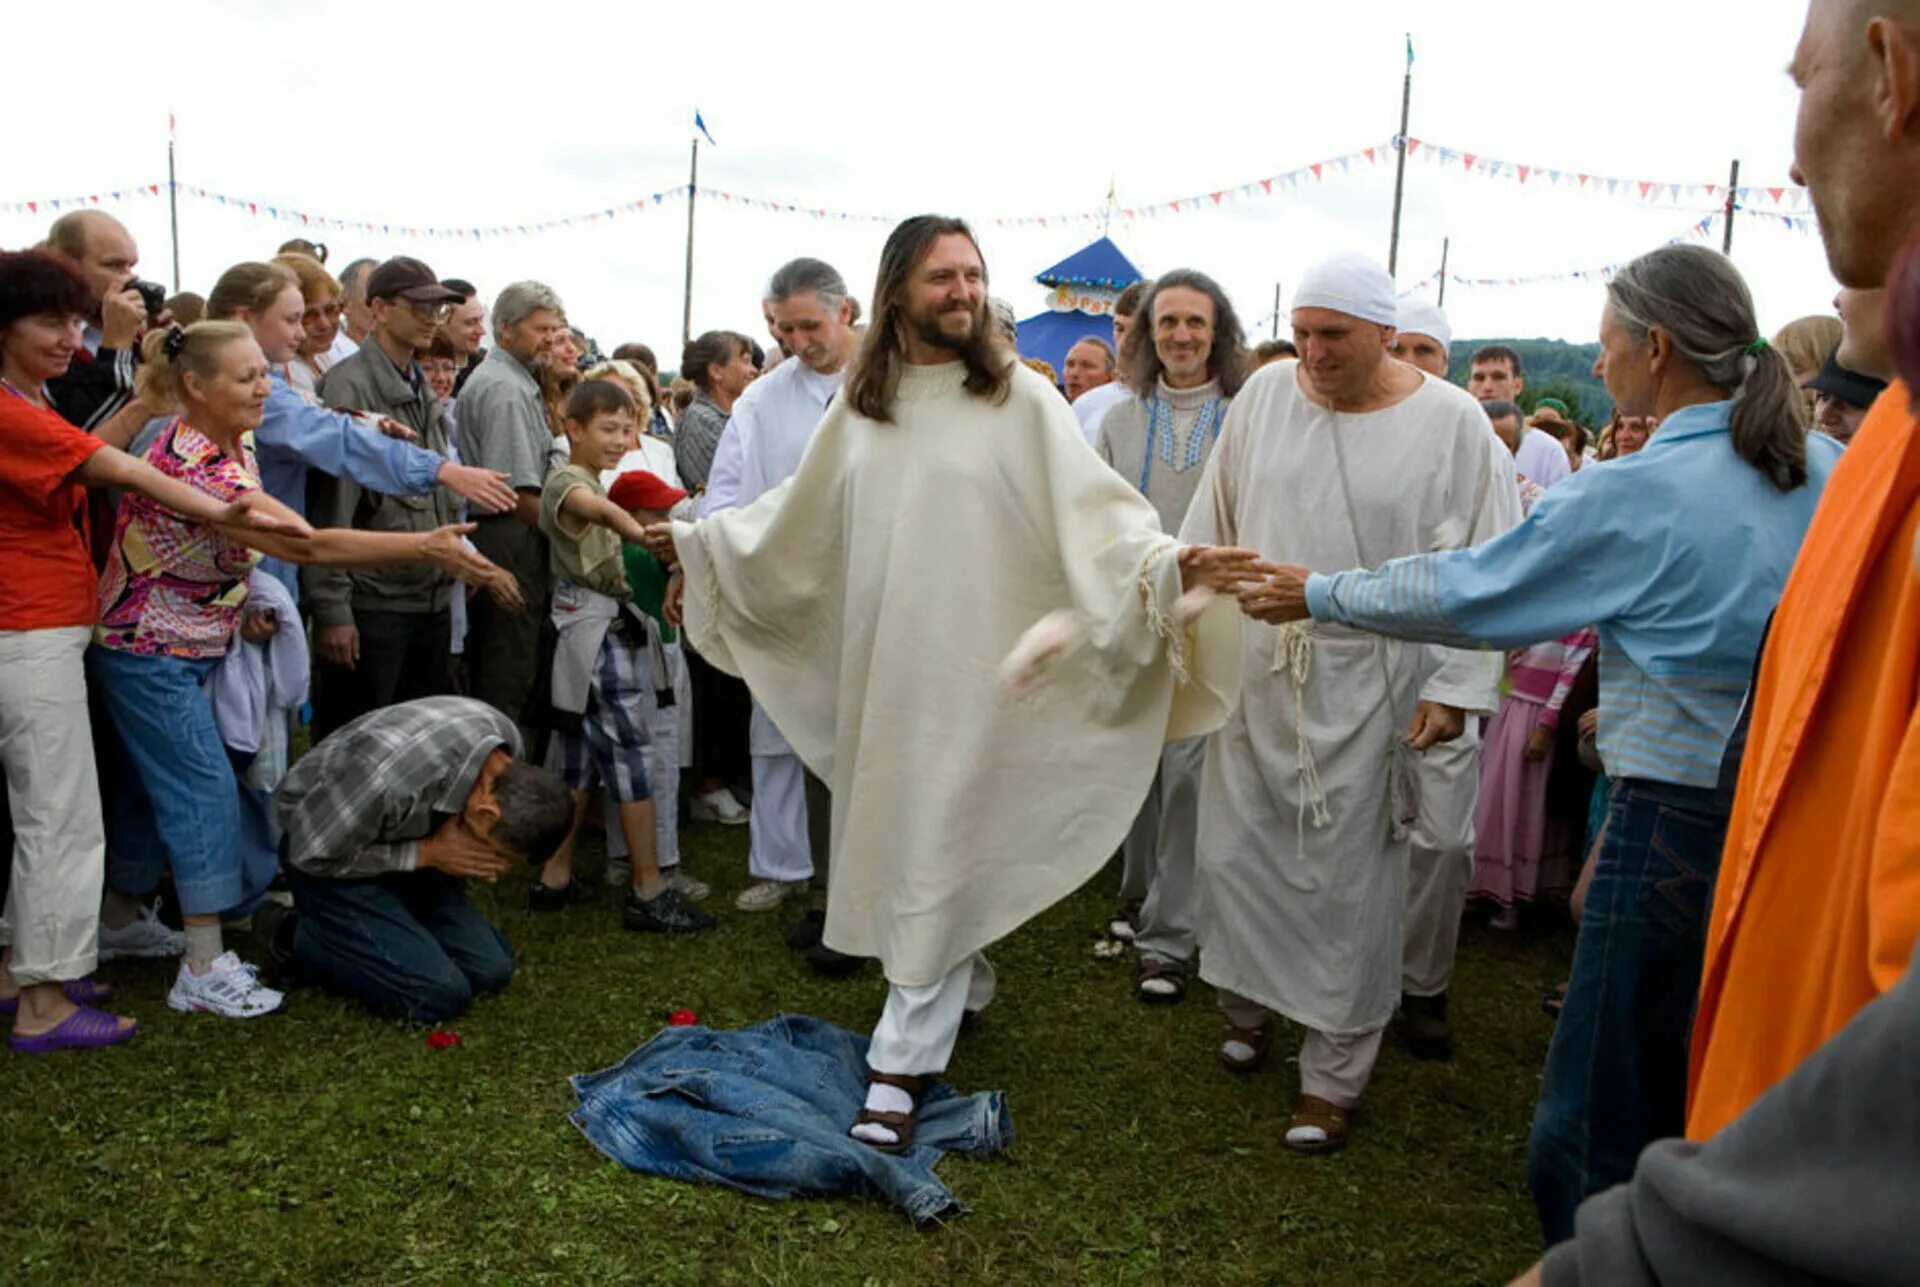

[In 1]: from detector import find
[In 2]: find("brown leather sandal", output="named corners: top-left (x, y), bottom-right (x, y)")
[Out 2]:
top-left (850, 1071), bottom-right (928, 1154)
top-left (1218, 1020), bottom-right (1273, 1074)
top-left (1284, 1093), bottom-right (1353, 1155)
top-left (1134, 959), bottom-right (1187, 1005)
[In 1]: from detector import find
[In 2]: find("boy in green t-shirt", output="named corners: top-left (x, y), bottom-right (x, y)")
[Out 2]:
top-left (602, 469), bottom-right (699, 897)
top-left (534, 380), bottom-right (712, 935)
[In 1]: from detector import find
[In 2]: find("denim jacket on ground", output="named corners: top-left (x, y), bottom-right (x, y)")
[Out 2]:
top-left (570, 1014), bottom-right (1012, 1227)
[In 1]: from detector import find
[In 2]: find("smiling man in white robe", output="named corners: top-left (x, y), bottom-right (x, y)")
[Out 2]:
top-left (652, 215), bottom-right (1255, 1151)
top-left (1181, 253), bottom-right (1519, 1154)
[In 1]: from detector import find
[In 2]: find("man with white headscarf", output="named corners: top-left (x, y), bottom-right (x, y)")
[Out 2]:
top-left (1389, 297), bottom-right (1516, 1062)
top-left (1181, 254), bottom-right (1519, 1152)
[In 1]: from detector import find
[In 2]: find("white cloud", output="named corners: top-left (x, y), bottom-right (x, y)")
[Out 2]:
top-left (3, 0), bottom-right (1834, 355)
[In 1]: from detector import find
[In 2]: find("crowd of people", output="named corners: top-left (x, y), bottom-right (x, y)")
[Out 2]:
top-left (3, 1), bottom-right (1917, 1275)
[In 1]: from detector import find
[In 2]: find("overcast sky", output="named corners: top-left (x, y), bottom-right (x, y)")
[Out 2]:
top-left (6, 0), bottom-right (1834, 358)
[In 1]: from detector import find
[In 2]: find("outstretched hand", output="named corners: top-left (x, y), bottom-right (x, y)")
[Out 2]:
top-left (642, 522), bottom-right (679, 568)
top-left (439, 461), bottom-right (516, 514)
top-left (1236, 564), bottom-right (1314, 625)
top-left (422, 524), bottom-right (501, 589)
top-left (1178, 545), bottom-right (1270, 596)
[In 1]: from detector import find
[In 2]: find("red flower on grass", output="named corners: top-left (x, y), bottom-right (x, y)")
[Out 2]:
top-left (668, 1010), bottom-right (698, 1027)
top-left (426, 1029), bottom-right (462, 1050)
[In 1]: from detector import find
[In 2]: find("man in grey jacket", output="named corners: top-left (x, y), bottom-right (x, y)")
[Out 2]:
top-left (309, 257), bottom-right (467, 739)
top-left (1513, 937), bottom-right (1920, 1286)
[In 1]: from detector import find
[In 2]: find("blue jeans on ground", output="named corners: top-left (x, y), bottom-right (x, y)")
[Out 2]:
top-left (285, 865), bottom-right (514, 1023)
top-left (572, 1013), bottom-right (1013, 1226)
top-left (1527, 776), bottom-right (1726, 1245)
top-left (90, 646), bottom-right (246, 918)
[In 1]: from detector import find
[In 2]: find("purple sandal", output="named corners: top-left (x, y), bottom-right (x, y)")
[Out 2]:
top-left (0, 977), bottom-right (114, 1016)
top-left (9, 1005), bottom-right (139, 1055)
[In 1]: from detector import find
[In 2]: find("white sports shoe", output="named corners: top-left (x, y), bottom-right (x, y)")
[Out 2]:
top-left (604, 858), bottom-right (633, 887)
top-left (735, 878), bottom-right (808, 913)
top-left (690, 788), bottom-right (749, 826)
top-left (97, 904), bottom-right (186, 961)
top-left (662, 869), bottom-right (712, 902)
top-left (168, 952), bottom-right (284, 1018)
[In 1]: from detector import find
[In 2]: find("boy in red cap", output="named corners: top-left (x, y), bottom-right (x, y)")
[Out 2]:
top-left (533, 379), bottom-right (712, 933)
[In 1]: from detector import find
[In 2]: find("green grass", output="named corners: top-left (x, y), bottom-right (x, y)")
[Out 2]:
top-left (2, 823), bottom-right (1570, 1285)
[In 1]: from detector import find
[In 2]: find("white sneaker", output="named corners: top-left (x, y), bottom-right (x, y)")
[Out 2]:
top-left (604, 858), bottom-right (633, 887)
top-left (98, 904), bottom-right (186, 961)
top-left (662, 869), bottom-right (712, 902)
top-left (735, 878), bottom-right (807, 913)
top-left (168, 952), bottom-right (284, 1018)
top-left (690, 788), bottom-right (749, 826)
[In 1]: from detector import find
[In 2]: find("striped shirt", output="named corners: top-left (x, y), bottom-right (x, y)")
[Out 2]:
top-left (276, 697), bottom-right (522, 878)
top-left (1305, 401), bottom-right (1841, 789)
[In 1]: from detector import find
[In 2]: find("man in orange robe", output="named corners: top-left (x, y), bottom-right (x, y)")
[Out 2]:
top-left (1686, 0), bottom-right (1920, 1140)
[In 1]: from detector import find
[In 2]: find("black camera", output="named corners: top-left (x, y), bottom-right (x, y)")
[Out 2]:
top-left (125, 278), bottom-right (167, 318)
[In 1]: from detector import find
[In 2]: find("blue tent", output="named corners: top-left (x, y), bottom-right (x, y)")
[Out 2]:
top-left (1014, 236), bottom-right (1143, 380)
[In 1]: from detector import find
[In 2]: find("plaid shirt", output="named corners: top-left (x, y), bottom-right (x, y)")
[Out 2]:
top-left (276, 697), bottom-right (522, 878)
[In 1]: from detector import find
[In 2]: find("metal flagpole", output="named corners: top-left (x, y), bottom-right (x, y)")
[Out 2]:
top-left (1437, 237), bottom-right (1450, 308)
top-left (1387, 34), bottom-right (1414, 276)
top-left (168, 111), bottom-right (181, 291)
top-left (1721, 159), bottom-right (1740, 256)
top-left (1272, 282), bottom-right (1282, 339)
top-left (681, 137), bottom-right (698, 347)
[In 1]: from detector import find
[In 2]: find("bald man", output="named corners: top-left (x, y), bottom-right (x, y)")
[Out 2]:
top-left (42, 211), bottom-right (151, 432)
top-left (1685, 0), bottom-right (1920, 1146)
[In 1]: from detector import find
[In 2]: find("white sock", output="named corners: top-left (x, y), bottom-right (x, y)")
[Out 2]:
top-left (851, 1081), bottom-right (916, 1145)
top-left (184, 925), bottom-right (223, 974)
top-left (1285, 1123), bottom-right (1330, 1146)
top-left (1222, 1039), bottom-right (1258, 1064)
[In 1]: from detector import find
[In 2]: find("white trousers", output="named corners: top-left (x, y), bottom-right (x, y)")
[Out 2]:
top-left (606, 644), bottom-right (685, 868)
top-left (1134, 737), bottom-right (1206, 965)
top-left (1218, 986), bottom-right (1385, 1109)
top-left (868, 954), bottom-right (998, 1076)
top-left (748, 754), bottom-right (813, 882)
top-left (0, 628), bottom-right (106, 985)
top-left (1403, 724), bottom-right (1483, 997)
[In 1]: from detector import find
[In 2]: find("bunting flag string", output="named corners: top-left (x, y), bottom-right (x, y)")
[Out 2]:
top-left (1396, 137), bottom-right (1808, 212)
top-left (1398, 211), bottom-right (1734, 295)
top-left (0, 138), bottom-right (1808, 238)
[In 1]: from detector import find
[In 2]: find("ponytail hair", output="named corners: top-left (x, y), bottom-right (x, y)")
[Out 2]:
top-left (1607, 244), bottom-right (1808, 492)
top-left (135, 320), bottom-right (254, 410)
top-left (205, 260), bottom-right (299, 321)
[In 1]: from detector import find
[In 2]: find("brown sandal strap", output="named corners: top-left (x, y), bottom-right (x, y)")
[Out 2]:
top-left (867, 1070), bottom-right (928, 1097)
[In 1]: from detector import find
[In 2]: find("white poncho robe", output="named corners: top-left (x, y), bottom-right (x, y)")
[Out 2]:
top-left (1180, 361), bottom-right (1518, 1035)
top-left (675, 361), bottom-right (1240, 988)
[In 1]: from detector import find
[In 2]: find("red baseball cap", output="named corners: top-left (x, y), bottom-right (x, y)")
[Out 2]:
top-left (606, 470), bottom-right (688, 513)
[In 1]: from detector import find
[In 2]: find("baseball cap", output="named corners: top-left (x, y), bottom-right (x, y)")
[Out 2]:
top-left (1803, 347), bottom-right (1887, 410)
top-left (366, 256), bottom-right (462, 305)
top-left (606, 471), bottom-right (688, 514)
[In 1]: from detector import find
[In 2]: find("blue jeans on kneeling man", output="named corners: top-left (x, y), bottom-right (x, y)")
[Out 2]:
top-left (284, 866), bottom-right (514, 1023)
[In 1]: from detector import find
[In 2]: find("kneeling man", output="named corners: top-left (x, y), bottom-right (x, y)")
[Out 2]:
top-left (270, 696), bottom-right (573, 1022)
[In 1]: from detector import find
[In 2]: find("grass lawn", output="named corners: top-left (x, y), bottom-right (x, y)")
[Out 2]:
top-left (2, 821), bottom-right (1571, 1285)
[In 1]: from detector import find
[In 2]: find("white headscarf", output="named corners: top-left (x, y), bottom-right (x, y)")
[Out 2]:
top-left (1396, 298), bottom-right (1452, 350)
top-left (1293, 252), bottom-right (1399, 328)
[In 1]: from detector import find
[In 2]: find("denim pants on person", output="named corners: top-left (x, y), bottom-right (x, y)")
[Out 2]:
top-left (89, 646), bottom-right (247, 918)
top-left (285, 865), bottom-right (513, 1023)
top-left (1527, 776), bottom-right (1726, 1245)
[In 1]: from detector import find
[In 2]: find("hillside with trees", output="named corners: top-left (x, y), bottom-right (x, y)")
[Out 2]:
top-left (1448, 337), bottom-right (1613, 425)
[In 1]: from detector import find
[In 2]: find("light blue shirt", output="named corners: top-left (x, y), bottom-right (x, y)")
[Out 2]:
top-left (255, 370), bottom-right (447, 592)
top-left (1306, 401), bottom-right (1842, 788)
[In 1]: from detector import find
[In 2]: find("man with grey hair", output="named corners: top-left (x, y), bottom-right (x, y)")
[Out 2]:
top-left (1061, 336), bottom-right (1116, 404)
top-left (697, 259), bottom-right (859, 967)
top-left (457, 281), bottom-right (567, 727)
top-left (330, 258), bottom-right (378, 363)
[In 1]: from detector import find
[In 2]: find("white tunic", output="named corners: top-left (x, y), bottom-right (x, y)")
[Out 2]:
top-left (1180, 361), bottom-right (1518, 1034)
top-left (675, 361), bottom-right (1240, 986)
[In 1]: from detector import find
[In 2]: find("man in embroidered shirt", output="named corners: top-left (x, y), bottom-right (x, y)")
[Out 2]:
top-left (1178, 252), bottom-right (1517, 1154)
top-left (1095, 268), bottom-right (1249, 1006)
top-left (267, 696), bottom-right (573, 1022)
